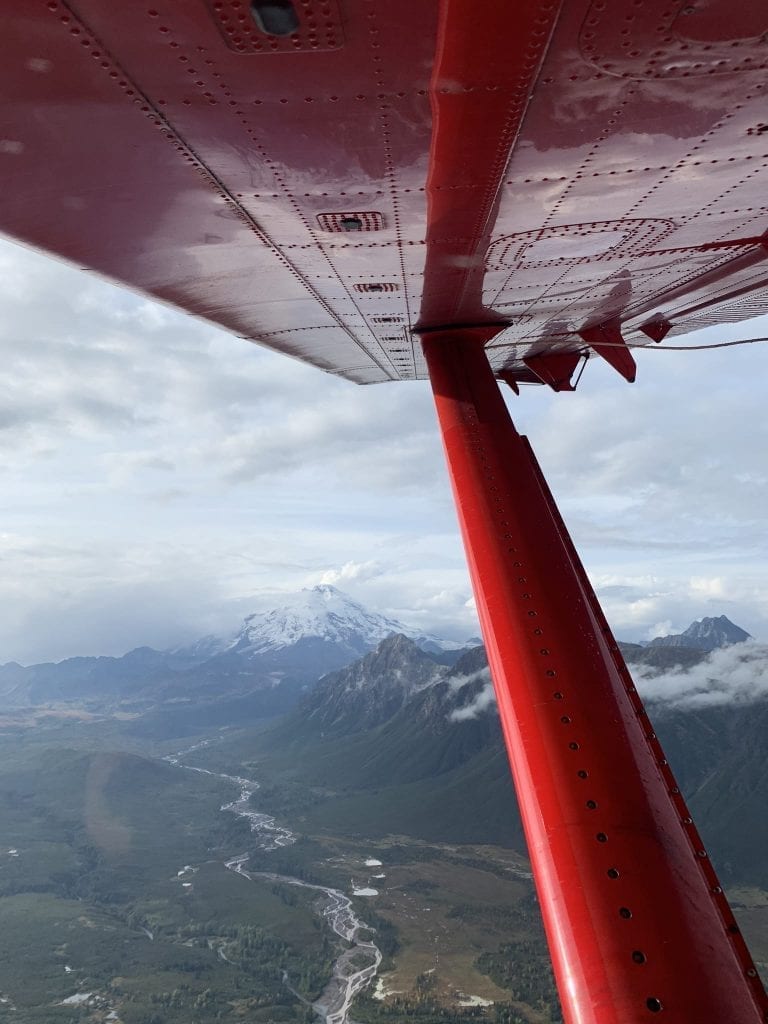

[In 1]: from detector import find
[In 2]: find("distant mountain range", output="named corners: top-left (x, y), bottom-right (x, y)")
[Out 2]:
top-left (245, 622), bottom-right (767, 889)
top-left (2, 593), bottom-right (763, 885)
top-left (648, 615), bottom-right (751, 652)
top-left (615, 615), bottom-right (753, 673)
top-left (171, 584), bottom-right (464, 668)
top-left (0, 586), bottom-right (470, 727)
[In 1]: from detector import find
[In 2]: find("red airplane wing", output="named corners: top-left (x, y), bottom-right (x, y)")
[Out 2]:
top-left (1, 0), bottom-right (767, 389)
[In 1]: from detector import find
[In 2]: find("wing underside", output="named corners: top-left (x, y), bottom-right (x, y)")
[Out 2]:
top-left (1, 0), bottom-right (767, 386)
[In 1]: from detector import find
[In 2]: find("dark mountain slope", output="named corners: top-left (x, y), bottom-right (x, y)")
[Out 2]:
top-left (618, 641), bottom-right (704, 672)
top-left (654, 700), bottom-right (768, 885)
top-left (260, 641), bottom-right (495, 787)
top-left (244, 633), bottom-right (768, 887)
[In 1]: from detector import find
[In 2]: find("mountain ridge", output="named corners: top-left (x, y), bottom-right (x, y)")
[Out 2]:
top-left (170, 585), bottom-right (463, 664)
top-left (242, 629), bottom-right (768, 887)
top-left (0, 586), bottom-right (472, 720)
top-left (648, 614), bottom-right (751, 652)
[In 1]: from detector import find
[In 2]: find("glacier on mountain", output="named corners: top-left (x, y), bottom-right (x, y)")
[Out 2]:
top-left (172, 585), bottom-right (462, 662)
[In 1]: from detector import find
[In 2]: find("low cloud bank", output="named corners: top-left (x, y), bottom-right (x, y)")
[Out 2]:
top-left (448, 668), bottom-right (495, 721)
top-left (634, 641), bottom-right (768, 708)
top-left (445, 644), bottom-right (768, 720)
top-left (450, 682), bottom-right (496, 721)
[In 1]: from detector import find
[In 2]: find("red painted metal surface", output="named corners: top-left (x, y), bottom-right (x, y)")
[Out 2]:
top-left (1, 2), bottom-right (768, 384)
top-left (423, 330), bottom-right (768, 1024)
top-left (417, 0), bottom-right (562, 328)
top-left (579, 321), bottom-right (636, 382)
top-left (523, 349), bottom-right (582, 391)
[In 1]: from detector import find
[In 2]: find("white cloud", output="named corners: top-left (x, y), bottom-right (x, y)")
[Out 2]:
top-left (645, 620), bottom-right (675, 642)
top-left (689, 576), bottom-right (726, 599)
top-left (316, 561), bottom-right (383, 586)
top-left (446, 667), bottom-right (496, 722)
top-left (449, 674), bottom-right (496, 722)
top-left (0, 236), bottom-right (768, 661)
top-left (635, 642), bottom-right (768, 708)
top-left (447, 667), bottom-right (490, 693)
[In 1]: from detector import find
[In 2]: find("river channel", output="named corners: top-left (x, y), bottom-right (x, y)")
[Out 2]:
top-left (165, 747), bottom-right (382, 1024)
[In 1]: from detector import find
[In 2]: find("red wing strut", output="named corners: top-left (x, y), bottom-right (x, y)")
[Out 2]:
top-left (423, 329), bottom-right (766, 1023)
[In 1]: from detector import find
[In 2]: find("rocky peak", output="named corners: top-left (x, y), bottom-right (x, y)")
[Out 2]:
top-left (170, 585), bottom-right (459, 672)
top-left (649, 615), bottom-right (751, 653)
top-left (299, 633), bottom-right (446, 734)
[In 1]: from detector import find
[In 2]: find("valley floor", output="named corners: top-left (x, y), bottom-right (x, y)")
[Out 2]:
top-left (0, 719), bottom-right (765, 1024)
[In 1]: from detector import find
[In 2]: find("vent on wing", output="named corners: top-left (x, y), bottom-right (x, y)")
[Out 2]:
top-left (354, 282), bottom-right (399, 293)
top-left (205, 0), bottom-right (344, 53)
top-left (317, 212), bottom-right (384, 232)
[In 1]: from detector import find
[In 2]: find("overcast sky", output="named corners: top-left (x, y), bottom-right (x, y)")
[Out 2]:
top-left (1, 236), bottom-right (767, 663)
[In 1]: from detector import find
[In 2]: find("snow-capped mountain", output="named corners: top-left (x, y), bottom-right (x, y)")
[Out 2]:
top-left (0, 587), bottom-right (470, 719)
top-left (174, 585), bottom-right (463, 665)
top-left (161, 585), bottom-right (471, 687)
top-left (231, 585), bottom-right (439, 656)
